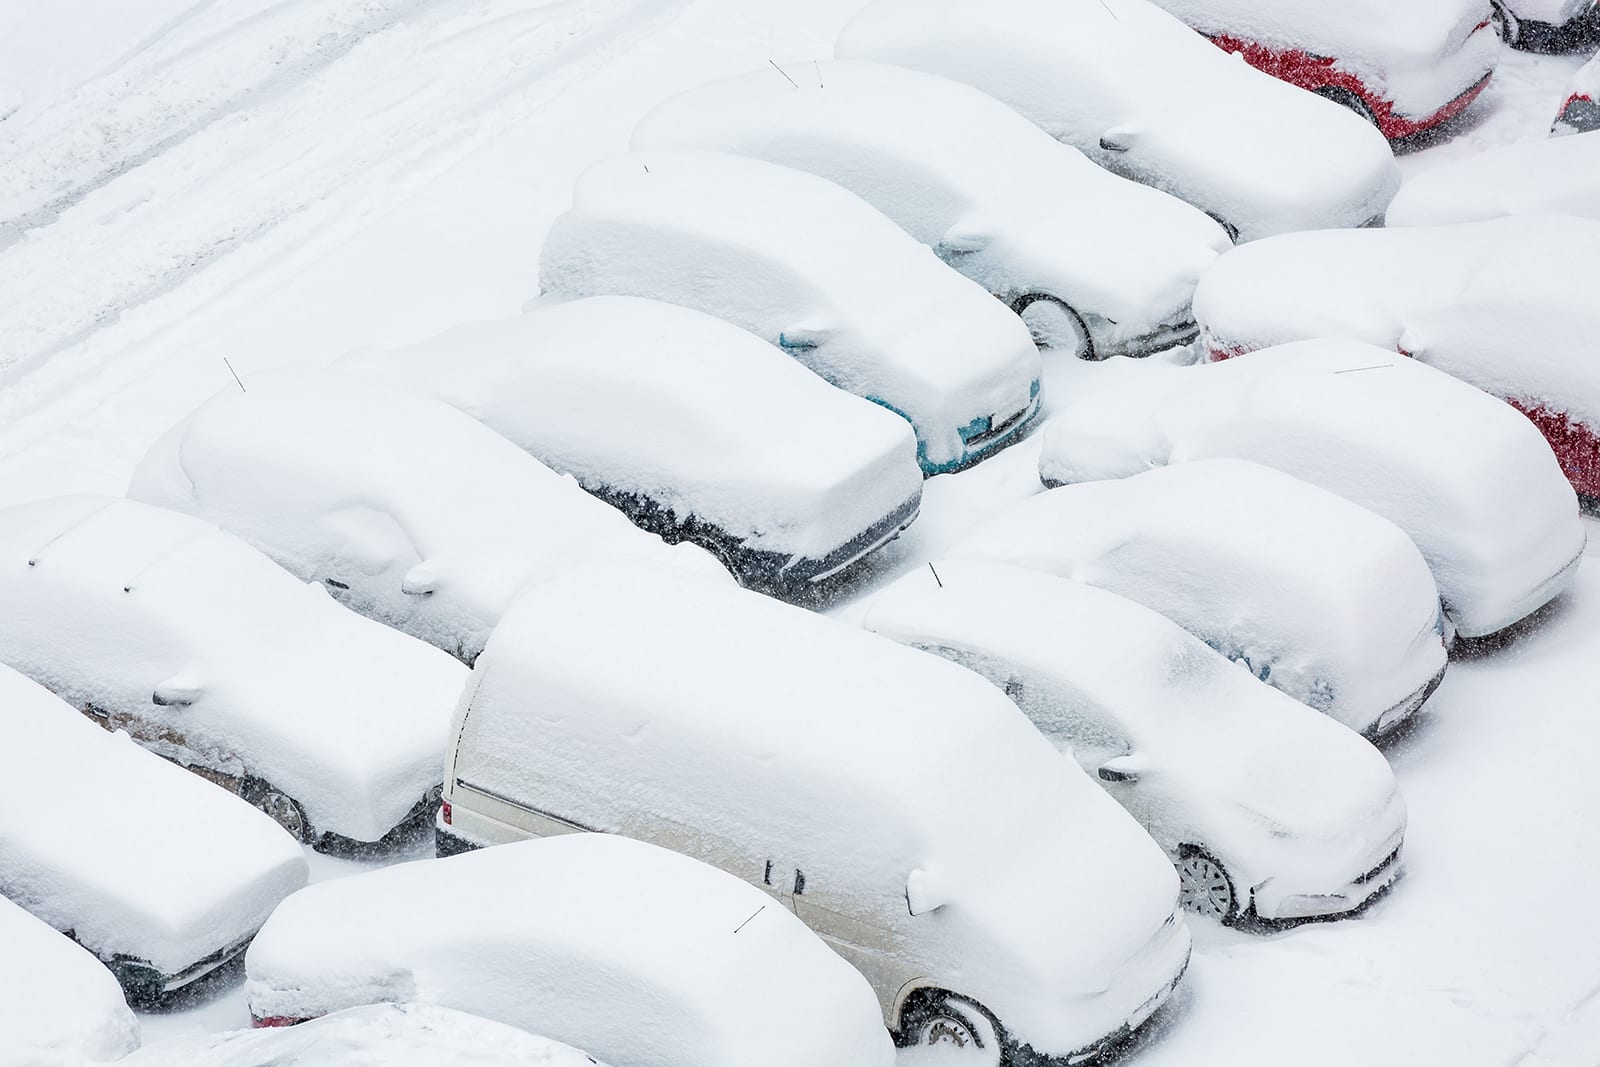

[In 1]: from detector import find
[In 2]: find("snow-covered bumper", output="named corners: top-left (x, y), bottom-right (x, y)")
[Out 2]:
top-left (1252, 832), bottom-right (1403, 921)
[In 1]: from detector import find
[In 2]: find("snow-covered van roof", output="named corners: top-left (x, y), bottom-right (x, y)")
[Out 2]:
top-left (1040, 341), bottom-right (1585, 638)
top-left (836, 0), bottom-right (1400, 241)
top-left (1387, 132), bottom-right (1600, 226)
top-left (0, 663), bottom-right (307, 982)
top-left (631, 60), bottom-right (1228, 354)
top-left (0, 495), bottom-right (465, 843)
top-left (245, 835), bottom-right (896, 1067)
top-left (947, 459), bottom-right (1447, 734)
top-left (340, 296), bottom-right (922, 567)
top-left (130, 368), bottom-right (725, 661)
top-left (538, 150), bottom-right (1042, 473)
top-left (0, 894), bottom-right (140, 1066)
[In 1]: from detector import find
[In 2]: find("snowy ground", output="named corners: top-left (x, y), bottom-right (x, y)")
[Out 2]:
top-left (3, 3), bottom-right (1598, 1064)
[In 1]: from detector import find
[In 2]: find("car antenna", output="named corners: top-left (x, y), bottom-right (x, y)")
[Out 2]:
top-left (222, 356), bottom-right (247, 393)
top-left (815, 60), bottom-right (824, 89)
top-left (1097, 0), bottom-right (1119, 18)
top-left (733, 904), bottom-right (766, 934)
top-left (768, 59), bottom-right (800, 90)
top-left (928, 562), bottom-right (943, 588)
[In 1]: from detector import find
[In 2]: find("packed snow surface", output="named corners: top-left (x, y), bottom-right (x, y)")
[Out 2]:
top-left (537, 149), bottom-right (1042, 473)
top-left (862, 560), bottom-right (1406, 919)
top-left (129, 368), bottom-right (726, 661)
top-left (631, 59), bottom-right (1229, 355)
top-left (835, 0), bottom-right (1401, 241)
top-left (455, 557), bottom-right (1189, 1056)
top-left (117, 1002), bottom-right (607, 1066)
top-left (246, 834), bottom-right (896, 1067)
top-left (0, 893), bottom-right (140, 1067)
top-left (1040, 341), bottom-right (1586, 637)
top-left (0, 663), bottom-right (307, 980)
top-left (0, 495), bottom-right (465, 842)
top-left (949, 459), bottom-right (1447, 734)
top-left (1387, 130), bottom-right (1600, 224)
top-left (341, 296), bottom-right (922, 565)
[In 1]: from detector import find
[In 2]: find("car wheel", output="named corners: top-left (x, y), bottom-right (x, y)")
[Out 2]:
top-left (242, 778), bottom-right (309, 842)
top-left (900, 993), bottom-right (1004, 1065)
top-left (1011, 294), bottom-right (1095, 360)
top-left (1176, 846), bottom-right (1239, 923)
top-left (1312, 86), bottom-right (1380, 129)
top-left (1491, 1), bottom-right (1522, 47)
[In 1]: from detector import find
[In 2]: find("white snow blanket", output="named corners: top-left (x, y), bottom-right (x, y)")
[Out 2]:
top-left (862, 561), bottom-right (1407, 918)
top-left (1192, 216), bottom-right (1600, 443)
top-left (0, 495), bottom-right (465, 843)
top-left (130, 368), bottom-right (727, 662)
top-left (0, 663), bottom-right (307, 983)
top-left (631, 59), bottom-right (1229, 357)
top-left (0, 894), bottom-right (140, 1066)
top-left (454, 557), bottom-right (1189, 1057)
top-left (246, 835), bottom-right (896, 1067)
top-left (835, 0), bottom-right (1401, 241)
top-left (117, 1003), bottom-right (607, 1067)
top-left (1505, 0), bottom-right (1596, 25)
top-left (1146, 0), bottom-right (1498, 122)
top-left (1039, 342), bottom-right (1586, 637)
top-left (1387, 132), bottom-right (1600, 225)
top-left (947, 459), bottom-right (1447, 734)
top-left (537, 150), bottom-right (1042, 474)
top-left (340, 296), bottom-right (922, 566)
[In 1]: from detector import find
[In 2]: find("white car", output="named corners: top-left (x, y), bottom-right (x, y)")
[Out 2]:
top-left (1553, 51), bottom-right (1600, 134)
top-left (631, 59), bottom-right (1230, 358)
top-left (863, 561), bottom-right (1408, 924)
top-left (1147, 0), bottom-right (1498, 139)
top-left (440, 557), bottom-right (1192, 1064)
top-left (245, 835), bottom-right (897, 1067)
top-left (537, 150), bottom-right (1043, 475)
top-left (0, 663), bottom-right (308, 1001)
top-left (340, 297), bottom-right (923, 589)
top-left (130, 368), bottom-right (726, 661)
top-left (1492, 0), bottom-right (1600, 50)
top-left (1192, 215), bottom-right (1600, 501)
top-left (948, 459), bottom-right (1449, 738)
top-left (0, 895), bottom-right (140, 1066)
top-left (0, 495), bottom-right (466, 846)
top-left (1039, 342), bottom-right (1586, 638)
top-left (835, 0), bottom-right (1400, 241)
top-left (1387, 132), bottom-right (1600, 225)
top-left (119, 1003), bottom-right (607, 1066)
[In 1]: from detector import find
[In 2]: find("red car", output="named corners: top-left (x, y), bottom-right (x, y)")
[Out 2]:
top-left (1553, 51), bottom-right (1600, 134)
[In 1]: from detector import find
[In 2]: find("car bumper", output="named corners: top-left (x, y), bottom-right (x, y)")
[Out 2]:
top-left (1253, 843), bottom-right (1403, 921)
top-left (1093, 317), bottom-right (1201, 361)
top-left (105, 929), bottom-right (256, 1003)
top-left (780, 492), bottom-right (921, 584)
top-left (1366, 660), bottom-right (1447, 741)
top-left (1384, 70), bottom-right (1493, 140)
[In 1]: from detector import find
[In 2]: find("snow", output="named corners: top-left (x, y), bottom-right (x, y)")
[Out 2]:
top-left (0, 495), bottom-right (466, 843)
top-left (861, 560), bottom-right (1406, 920)
top-left (630, 58), bottom-right (1230, 357)
top-left (0, 662), bottom-right (307, 983)
top-left (1038, 341), bottom-right (1587, 637)
top-left (129, 367), bottom-right (728, 661)
top-left (1387, 130), bottom-right (1600, 223)
top-left (117, 1002), bottom-right (607, 1066)
top-left (835, 0), bottom-right (1402, 241)
top-left (453, 556), bottom-right (1189, 1057)
top-left (339, 296), bottom-right (923, 569)
top-left (245, 834), bottom-right (896, 1067)
top-left (537, 149), bottom-right (1043, 474)
top-left (948, 459), bottom-right (1449, 734)
top-left (0, 894), bottom-right (140, 1067)
top-left (1504, 0), bottom-right (1596, 25)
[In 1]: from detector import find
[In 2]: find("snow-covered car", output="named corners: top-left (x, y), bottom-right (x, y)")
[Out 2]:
top-left (120, 1003), bottom-right (606, 1067)
top-left (1193, 215), bottom-right (1600, 499)
top-left (630, 59), bottom-right (1231, 359)
top-left (0, 495), bottom-right (466, 846)
top-left (863, 561), bottom-right (1408, 924)
top-left (246, 835), bottom-right (897, 1067)
top-left (0, 895), bottom-right (140, 1066)
top-left (440, 557), bottom-right (1192, 1064)
top-left (1148, 0), bottom-right (1498, 139)
top-left (340, 297), bottom-right (922, 590)
top-left (835, 0), bottom-right (1401, 242)
top-left (129, 368), bottom-right (726, 660)
top-left (1492, 0), bottom-right (1600, 50)
top-left (1552, 51), bottom-right (1600, 133)
top-left (1040, 342), bottom-right (1586, 638)
top-left (1386, 132), bottom-right (1600, 224)
top-left (949, 459), bottom-right (1449, 738)
top-left (538, 150), bottom-right (1043, 475)
top-left (0, 663), bottom-right (308, 1001)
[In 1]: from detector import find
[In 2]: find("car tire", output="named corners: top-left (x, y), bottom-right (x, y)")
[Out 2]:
top-left (1312, 86), bottom-right (1381, 129)
top-left (242, 777), bottom-right (310, 843)
top-left (1010, 294), bottom-right (1096, 361)
top-left (1491, 1), bottom-right (1522, 47)
top-left (1176, 845), bottom-right (1239, 924)
top-left (898, 992), bottom-right (1005, 1065)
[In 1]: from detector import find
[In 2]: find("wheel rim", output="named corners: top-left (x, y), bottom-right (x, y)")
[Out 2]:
top-left (1014, 296), bottom-right (1092, 359)
top-left (1177, 853), bottom-right (1235, 920)
top-left (257, 791), bottom-right (306, 839)
top-left (912, 998), bottom-right (1002, 1065)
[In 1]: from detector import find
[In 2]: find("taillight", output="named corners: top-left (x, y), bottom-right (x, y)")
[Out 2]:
top-left (441, 799), bottom-right (452, 825)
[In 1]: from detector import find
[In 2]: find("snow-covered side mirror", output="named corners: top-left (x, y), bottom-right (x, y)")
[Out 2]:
top-left (401, 561), bottom-right (439, 596)
top-left (152, 673), bottom-right (203, 707)
top-left (1097, 753), bottom-right (1146, 784)
top-left (1098, 124), bottom-right (1141, 153)
top-left (777, 323), bottom-right (831, 353)
top-left (906, 867), bottom-right (948, 917)
top-left (1395, 326), bottom-right (1427, 359)
top-left (936, 217), bottom-right (992, 256)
